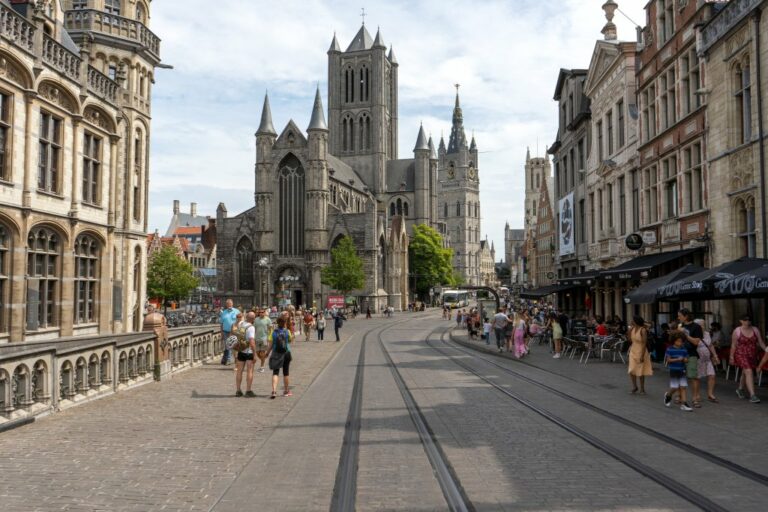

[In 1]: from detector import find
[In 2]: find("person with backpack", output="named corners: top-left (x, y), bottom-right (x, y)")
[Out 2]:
top-left (219, 299), bottom-right (240, 365)
top-left (267, 316), bottom-right (293, 399)
top-left (334, 311), bottom-right (345, 341)
top-left (316, 311), bottom-right (326, 341)
top-left (232, 311), bottom-right (256, 397)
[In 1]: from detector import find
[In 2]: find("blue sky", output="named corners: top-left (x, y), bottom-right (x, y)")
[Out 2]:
top-left (148, 0), bottom-right (646, 254)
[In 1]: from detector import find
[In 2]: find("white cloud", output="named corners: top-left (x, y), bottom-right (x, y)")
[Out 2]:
top-left (148, 0), bottom-right (647, 257)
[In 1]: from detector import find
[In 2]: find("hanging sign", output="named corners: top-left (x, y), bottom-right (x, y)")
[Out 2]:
top-left (625, 233), bottom-right (644, 251)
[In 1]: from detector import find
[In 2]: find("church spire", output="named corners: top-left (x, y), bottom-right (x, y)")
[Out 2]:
top-left (447, 84), bottom-right (467, 153)
top-left (373, 27), bottom-right (386, 48)
top-left (256, 92), bottom-right (276, 136)
top-left (414, 123), bottom-right (429, 151)
top-left (328, 32), bottom-right (341, 53)
top-left (307, 86), bottom-right (327, 131)
top-left (388, 46), bottom-right (398, 65)
top-left (428, 136), bottom-right (438, 160)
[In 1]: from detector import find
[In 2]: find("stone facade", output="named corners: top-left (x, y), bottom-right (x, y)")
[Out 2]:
top-left (215, 25), bottom-right (483, 310)
top-left (478, 238), bottom-right (497, 287)
top-left (503, 223), bottom-right (524, 286)
top-left (0, 0), bottom-right (161, 343)
top-left (526, 167), bottom-right (557, 289)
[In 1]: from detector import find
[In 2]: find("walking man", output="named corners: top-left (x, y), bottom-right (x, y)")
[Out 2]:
top-left (219, 299), bottom-right (239, 365)
top-left (233, 311), bottom-right (256, 397)
top-left (253, 308), bottom-right (272, 373)
top-left (493, 307), bottom-right (509, 353)
top-left (334, 311), bottom-right (345, 341)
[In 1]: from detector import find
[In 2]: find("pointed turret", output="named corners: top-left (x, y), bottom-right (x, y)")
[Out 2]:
top-left (414, 124), bottom-right (429, 151)
top-left (439, 135), bottom-right (446, 152)
top-left (328, 32), bottom-right (341, 53)
top-left (526, 146), bottom-right (531, 162)
top-left (256, 93), bottom-right (276, 136)
top-left (346, 25), bottom-right (374, 52)
top-left (307, 86), bottom-right (327, 131)
top-left (470, 135), bottom-right (477, 152)
top-left (388, 46), bottom-right (398, 65)
top-left (428, 136), bottom-right (438, 160)
top-left (448, 88), bottom-right (468, 153)
top-left (373, 27), bottom-right (386, 49)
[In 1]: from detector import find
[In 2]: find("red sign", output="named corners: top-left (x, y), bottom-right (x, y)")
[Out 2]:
top-left (327, 295), bottom-right (345, 309)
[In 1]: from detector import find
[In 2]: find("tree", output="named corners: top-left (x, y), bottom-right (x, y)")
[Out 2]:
top-left (321, 235), bottom-right (365, 296)
top-left (147, 246), bottom-right (199, 314)
top-left (409, 224), bottom-right (456, 298)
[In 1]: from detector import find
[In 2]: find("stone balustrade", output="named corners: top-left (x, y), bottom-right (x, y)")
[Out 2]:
top-left (42, 33), bottom-right (82, 82)
top-left (64, 9), bottom-right (160, 58)
top-left (0, 326), bottom-right (222, 428)
top-left (0, 4), bottom-right (35, 53)
top-left (87, 65), bottom-right (118, 104)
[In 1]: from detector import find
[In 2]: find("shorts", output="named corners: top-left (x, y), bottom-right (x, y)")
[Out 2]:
top-left (256, 340), bottom-right (269, 352)
top-left (669, 374), bottom-right (688, 389)
top-left (685, 356), bottom-right (699, 379)
top-left (273, 351), bottom-right (292, 376)
top-left (237, 351), bottom-right (254, 362)
top-left (256, 350), bottom-right (267, 360)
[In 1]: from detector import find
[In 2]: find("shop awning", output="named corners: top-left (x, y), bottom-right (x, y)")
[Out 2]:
top-left (599, 249), bottom-right (700, 281)
top-left (520, 284), bottom-right (571, 299)
top-left (559, 270), bottom-right (599, 287)
top-left (713, 264), bottom-right (768, 299)
top-left (657, 257), bottom-right (768, 300)
top-left (624, 264), bottom-right (706, 305)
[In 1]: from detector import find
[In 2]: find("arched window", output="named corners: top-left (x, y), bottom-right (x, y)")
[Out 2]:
top-left (27, 228), bottom-right (60, 330)
top-left (403, 202), bottom-right (409, 217)
top-left (379, 236), bottom-right (387, 284)
top-left (456, 201), bottom-right (461, 217)
top-left (390, 203), bottom-right (395, 217)
top-left (365, 115), bottom-right (371, 150)
top-left (737, 198), bottom-right (757, 257)
top-left (0, 224), bottom-right (9, 333)
top-left (342, 114), bottom-right (354, 152)
top-left (396, 198), bottom-right (403, 215)
top-left (443, 203), bottom-right (448, 218)
top-left (133, 129), bottom-right (143, 222)
top-left (475, 203), bottom-right (479, 218)
top-left (345, 66), bottom-right (355, 103)
top-left (331, 185), bottom-right (337, 205)
top-left (236, 238), bottom-right (253, 290)
top-left (278, 154), bottom-right (305, 256)
top-left (74, 235), bottom-right (99, 324)
top-left (735, 63), bottom-right (752, 145)
top-left (359, 117), bottom-right (365, 151)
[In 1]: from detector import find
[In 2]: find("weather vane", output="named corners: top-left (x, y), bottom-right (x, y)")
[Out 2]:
top-left (361, 7), bottom-right (366, 25)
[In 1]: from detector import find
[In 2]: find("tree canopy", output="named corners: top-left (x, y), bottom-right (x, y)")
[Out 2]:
top-left (409, 224), bottom-right (456, 297)
top-left (321, 235), bottom-right (365, 296)
top-left (147, 246), bottom-right (199, 312)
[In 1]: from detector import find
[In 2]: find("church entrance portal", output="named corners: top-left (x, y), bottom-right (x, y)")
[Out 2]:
top-left (294, 290), bottom-right (303, 308)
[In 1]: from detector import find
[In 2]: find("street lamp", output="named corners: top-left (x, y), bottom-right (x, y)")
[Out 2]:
top-left (256, 257), bottom-right (270, 307)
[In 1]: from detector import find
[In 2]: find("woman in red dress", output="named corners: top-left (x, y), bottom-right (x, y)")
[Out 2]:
top-left (729, 315), bottom-right (768, 403)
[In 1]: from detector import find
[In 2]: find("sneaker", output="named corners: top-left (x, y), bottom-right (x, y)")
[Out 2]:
top-left (736, 388), bottom-right (746, 399)
top-left (270, 392), bottom-right (276, 400)
top-left (257, 367), bottom-right (264, 373)
top-left (750, 395), bottom-right (761, 404)
top-left (235, 390), bottom-right (244, 397)
top-left (553, 353), bottom-right (561, 359)
top-left (664, 393), bottom-right (672, 407)
top-left (681, 403), bottom-right (693, 412)
top-left (283, 390), bottom-right (293, 397)
top-left (245, 390), bottom-right (256, 398)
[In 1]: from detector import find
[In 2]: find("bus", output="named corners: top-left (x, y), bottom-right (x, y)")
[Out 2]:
top-left (442, 289), bottom-right (470, 309)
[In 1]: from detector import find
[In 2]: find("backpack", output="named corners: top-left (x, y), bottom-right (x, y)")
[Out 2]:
top-left (232, 323), bottom-right (251, 352)
top-left (273, 328), bottom-right (289, 354)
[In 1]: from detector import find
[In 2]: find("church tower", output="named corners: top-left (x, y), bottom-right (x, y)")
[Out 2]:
top-left (327, 24), bottom-right (398, 194)
top-left (524, 148), bottom-right (552, 233)
top-left (438, 90), bottom-right (482, 285)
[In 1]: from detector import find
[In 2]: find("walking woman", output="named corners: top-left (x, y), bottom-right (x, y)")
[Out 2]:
top-left (316, 311), bottom-right (326, 341)
top-left (513, 312), bottom-right (528, 359)
top-left (729, 315), bottom-right (768, 403)
top-left (504, 312), bottom-right (515, 353)
top-left (627, 316), bottom-right (652, 394)
top-left (550, 312), bottom-right (563, 359)
top-left (268, 316), bottom-right (293, 399)
top-left (694, 319), bottom-right (719, 403)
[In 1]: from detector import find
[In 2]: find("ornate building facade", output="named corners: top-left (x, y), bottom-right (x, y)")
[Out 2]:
top-left (0, 0), bottom-right (160, 343)
top-left (216, 25), bottom-right (483, 310)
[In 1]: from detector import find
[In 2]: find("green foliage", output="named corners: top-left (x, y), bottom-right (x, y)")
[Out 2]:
top-left (147, 246), bottom-right (199, 311)
top-left (409, 224), bottom-right (456, 297)
top-left (321, 236), bottom-right (365, 295)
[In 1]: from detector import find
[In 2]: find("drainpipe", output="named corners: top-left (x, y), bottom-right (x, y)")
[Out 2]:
top-left (754, 9), bottom-right (768, 258)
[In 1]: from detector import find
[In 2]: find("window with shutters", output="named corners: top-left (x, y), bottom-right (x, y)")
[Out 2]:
top-left (27, 228), bottom-right (60, 330)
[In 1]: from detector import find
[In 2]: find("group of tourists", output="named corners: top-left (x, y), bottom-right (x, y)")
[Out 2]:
top-left (218, 299), bottom-right (347, 399)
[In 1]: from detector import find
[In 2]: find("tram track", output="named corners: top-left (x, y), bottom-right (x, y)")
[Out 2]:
top-left (422, 328), bottom-right (765, 512)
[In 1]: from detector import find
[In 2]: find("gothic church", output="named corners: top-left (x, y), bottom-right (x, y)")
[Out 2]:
top-left (216, 25), bottom-right (482, 310)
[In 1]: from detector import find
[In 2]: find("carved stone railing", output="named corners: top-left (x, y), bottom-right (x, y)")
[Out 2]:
top-left (42, 33), bottom-right (82, 82)
top-left (0, 326), bottom-right (221, 428)
top-left (0, 4), bottom-right (35, 53)
top-left (64, 9), bottom-right (160, 58)
top-left (87, 65), bottom-right (118, 104)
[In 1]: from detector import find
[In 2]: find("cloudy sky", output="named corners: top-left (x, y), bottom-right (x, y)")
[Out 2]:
top-left (148, 0), bottom-right (646, 255)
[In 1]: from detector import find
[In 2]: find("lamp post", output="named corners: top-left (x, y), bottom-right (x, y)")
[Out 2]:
top-left (256, 257), bottom-right (269, 307)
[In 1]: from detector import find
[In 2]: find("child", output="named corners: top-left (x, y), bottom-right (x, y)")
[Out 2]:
top-left (483, 317), bottom-right (492, 345)
top-left (665, 332), bottom-right (693, 411)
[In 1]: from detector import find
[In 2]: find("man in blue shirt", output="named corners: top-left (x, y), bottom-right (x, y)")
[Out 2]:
top-left (219, 299), bottom-right (240, 365)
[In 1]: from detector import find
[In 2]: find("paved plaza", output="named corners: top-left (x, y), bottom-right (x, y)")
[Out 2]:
top-left (1, 312), bottom-right (767, 511)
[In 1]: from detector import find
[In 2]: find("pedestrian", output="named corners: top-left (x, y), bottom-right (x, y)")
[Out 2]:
top-left (482, 317), bottom-right (491, 345)
top-left (232, 311), bottom-right (256, 397)
top-left (219, 299), bottom-right (240, 365)
top-left (456, 309), bottom-right (464, 328)
top-left (550, 312), bottom-right (563, 359)
top-left (627, 316), bottom-right (652, 395)
top-left (253, 308), bottom-right (272, 374)
top-left (504, 312), bottom-right (515, 353)
top-left (492, 307), bottom-right (508, 353)
top-left (664, 331), bottom-right (693, 412)
top-left (267, 316), bottom-right (293, 399)
top-left (677, 308), bottom-right (703, 408)
top-left (366, 307), bottom-right (372, 319)
top-left (334, 311), bottom-right (345, 341)
top-left (513, 312), bottom-right (528, 359)
top-left (302, 309), bottom-right (314, 341)
top-left (316, 311), bottom-right (326, 341)
top-left (729, 314), bottom-right (767, 403)
top-left (694, 318), bottom-right (719, 403)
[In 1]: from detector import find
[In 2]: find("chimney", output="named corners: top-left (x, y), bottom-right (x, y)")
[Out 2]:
top-left (173, 199), bottom-right (180, 215)
top-left (190, 202), bottom-right (197, 217)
